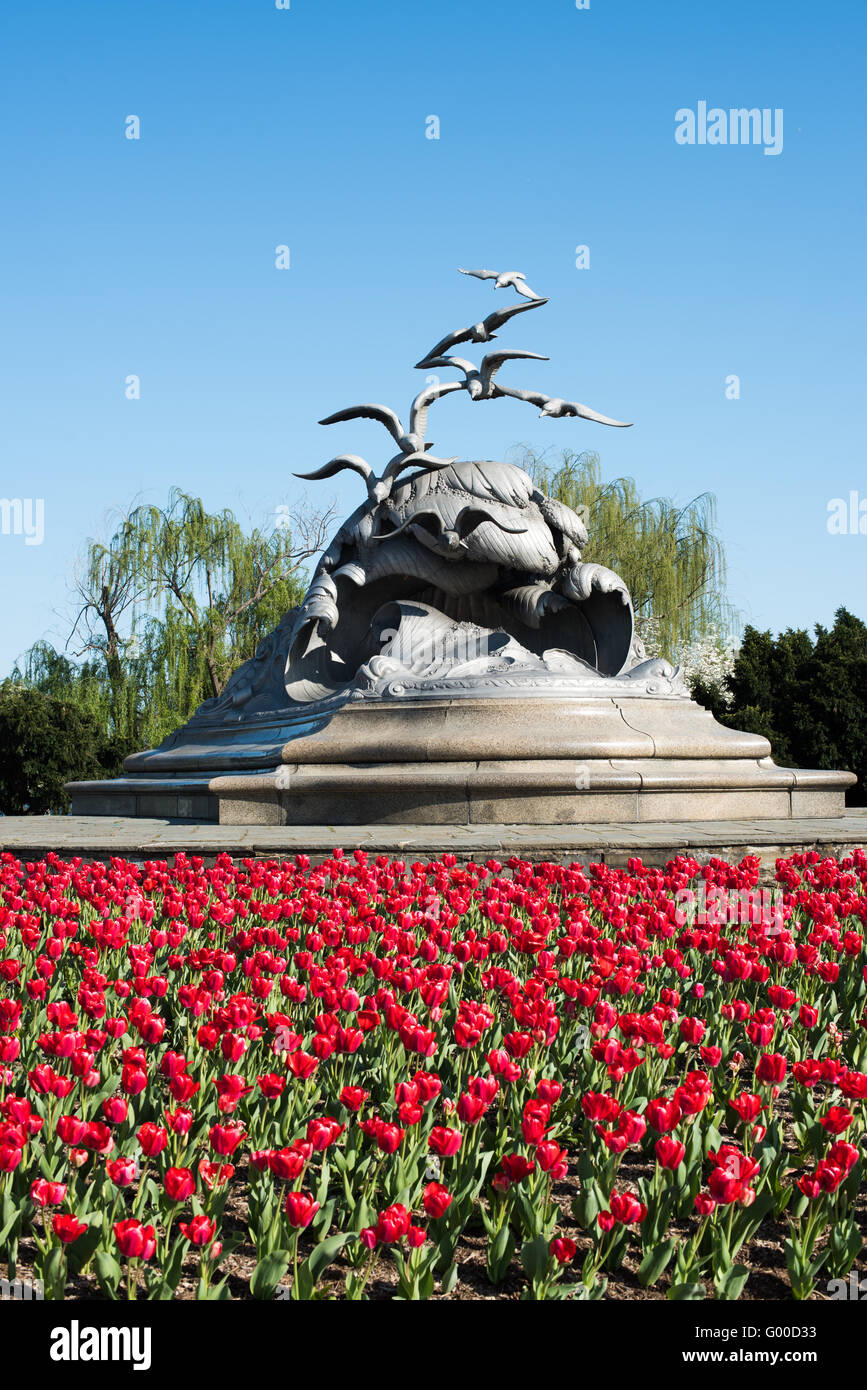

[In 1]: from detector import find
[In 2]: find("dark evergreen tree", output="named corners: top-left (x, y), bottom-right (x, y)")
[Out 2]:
top-left (0, 682), bottom-right (122, 814)
top-left (696, 609), bottom-right (866, 804)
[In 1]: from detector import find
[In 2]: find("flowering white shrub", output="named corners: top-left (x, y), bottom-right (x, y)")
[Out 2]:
top-left (636, 615), bottom-right (737, 704)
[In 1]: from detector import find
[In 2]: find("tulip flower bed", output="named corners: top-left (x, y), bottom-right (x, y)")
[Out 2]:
top-left (1, 845), bottom-right (867, 1302)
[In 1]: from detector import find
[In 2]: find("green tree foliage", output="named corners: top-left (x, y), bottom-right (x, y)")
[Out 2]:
top-left (2, 492), bottom-right (332, 812)
top-left (521, 449), bottom-right (735, 660)
top-left (693, 608), bottom-right (866, 804)
top-left (13, 490), bottom-right (329, 755)
top-left (0, 681), bottom-right (125, 814)
top-left (69, 489), bottom-right (330, 741)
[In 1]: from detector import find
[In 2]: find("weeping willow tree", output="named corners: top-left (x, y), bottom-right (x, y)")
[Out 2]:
top-left (13, 642), bottom-right (115, 731)
top-left (521, 449), bottom-right (737, 660)
top-left (13, 489), bottom-right (333, 752)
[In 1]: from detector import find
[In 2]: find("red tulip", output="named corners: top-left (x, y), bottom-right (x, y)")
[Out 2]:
top-left (428, 1126), bottom-right (462, 1157)
top-left (655, 1136), bottom-right (686, 1170)
top-left (422, 1182), bottom-right (453, 1219)
top-left (31, 1178), bottom-right (67, 1206)
top-left (0, 1140), bottom-right (23, 1171)
top-left (339, 1086), bottom-right (369, 1112)
top-left (755, 1052), bottom-right (787, 1086)
top-left (375, 1204), bottom-right (411, 1243)
top-left (179, 1214), bottom-right (217, 1246)
top-left (729, 1092), bottom-right (763, 1124)
top-left (114, 1218), bottom-right (156, 1259)
top-left (209, 1123), bottom-right (246, 1155)
top-left (815, 1161), bottom-right (844, 1193)
top-left (457, 1093), bottom-right (487, 1124)
top-left (166, 1107), bottom-right (194, 1135)
top-left (56, 1114), bottom-right (86, 1146)
top-left (138, 1122), bottom-right (168, 1156)
top-left (257, 1073), bottom-right (286, 1099)
top-left (106, 1156), bottom-right (138, 1187)
top-left (53, 1213), bottom-right (88, 1244)
top-left (827, 1141), bottom-right (859, 1176)
top-left (608, 1190), bottom-right (647, 1225)
top-left (269, 1146), bottom-right (307, 1181)
top-left (198, 1159), bottom-right (234, 1190)
top-left (164, 1166), bottom-right (195, 1201)
top-left (820, 1106), bottom-right (853, 1135)
top-left (645, 1097), bottom-right (681, 1133)
top-left (374, 1122), bottom-right (404, 1155)
top-left (617, 1110), bottom-right (647, 1145)
top-left (536, 1141), bottom-right (568, 1173)
top-left (307, 1117), bottom-right (344, 1151)
top-left (286, 1051), bottom-right (319, 1079)
top-left (284, 1191), bottom-right (319, 1229)
top-left (500, 1154), bottom-right (535, 1184)
top-left (550, 1236), bottom-right (576, 1264)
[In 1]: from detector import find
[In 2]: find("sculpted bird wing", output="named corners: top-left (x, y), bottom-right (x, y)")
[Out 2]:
top-left (319, 403), bottom-right (407, 445)
top-left (421, 355), bottom-right (477, 375)
top-left (369, 508), bottom-right (445, 541)
top-left (481, 298), bottom-right (548, 335)
top-left (453, 505), bottom-right (529, 535)
top-left (494, 385), bottom-right (631, 427)
top-left (493, 385), bottom-right (553, 410)
top-left (409, 379), bottom-right (465, 441)
top-left (415, 328), bottom-right (473, 365)
top-left (294, 454), bottom-right (372, 483)
top-left (561, 400), bottom-right (633, 427)
top-left (533, 493), bottom-right (589, 549)
top-left (511, 278), bottom-right (543, 300)
top-left (381, 449), bottom-right (458, 482)
top-left (458, 267), bottom-right (499, 281)
top-left (480, 350), bottom-right (548, 391)
top-left (415, 298), bottom-right (548, 368)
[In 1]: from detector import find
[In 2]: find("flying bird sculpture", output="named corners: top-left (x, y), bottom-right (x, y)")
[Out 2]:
top-left (415, 298), bottom-right (546, 369)
top-left (421, 350), bottom-right (549, 401)
top-left (294, 448), bottom-right (457, 504)
top-left (458, 267), bottom-right (544, 300)
top-left (299, 265), bottom-right (632, 510)
top-left (494, 385), bottom-right (632, 428)
top-left (317, 403), bottom-right (428, 457)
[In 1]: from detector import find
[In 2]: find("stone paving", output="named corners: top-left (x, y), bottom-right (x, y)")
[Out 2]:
top-left (1, 811), bottom-right (865, 871)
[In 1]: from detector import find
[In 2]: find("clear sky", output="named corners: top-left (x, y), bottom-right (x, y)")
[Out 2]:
top-left (1, 0), bottom-right (865, 674)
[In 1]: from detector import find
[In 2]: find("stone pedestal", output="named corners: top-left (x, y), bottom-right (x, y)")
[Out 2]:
top-left (205, 695), bottom-right (854, 825)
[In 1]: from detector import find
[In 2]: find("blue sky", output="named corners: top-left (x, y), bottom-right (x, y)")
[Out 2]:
top-left (1, 0), bottom-right (865, 674)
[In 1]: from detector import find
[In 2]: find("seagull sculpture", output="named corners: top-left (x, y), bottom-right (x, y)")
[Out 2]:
top-left (422, 350), bottom-right (549, 401)
top-left (318, 403), bottom-right (429, 457)
top-left (458, 267), bottom-right (544, 301)
top-left (294, 449), bottom-right (456, 503)
top-left (494, 385), bottom-right (632, 428)
top-left (318, 378), bottom-right (470, 457)
top-left (297, 263), bottom-right (632, 507)
top-left (415, 298), bottom-right (547, 369)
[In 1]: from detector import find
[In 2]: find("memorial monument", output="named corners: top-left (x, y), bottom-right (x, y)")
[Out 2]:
top-left (68, 269), bottom-right (855, 823)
